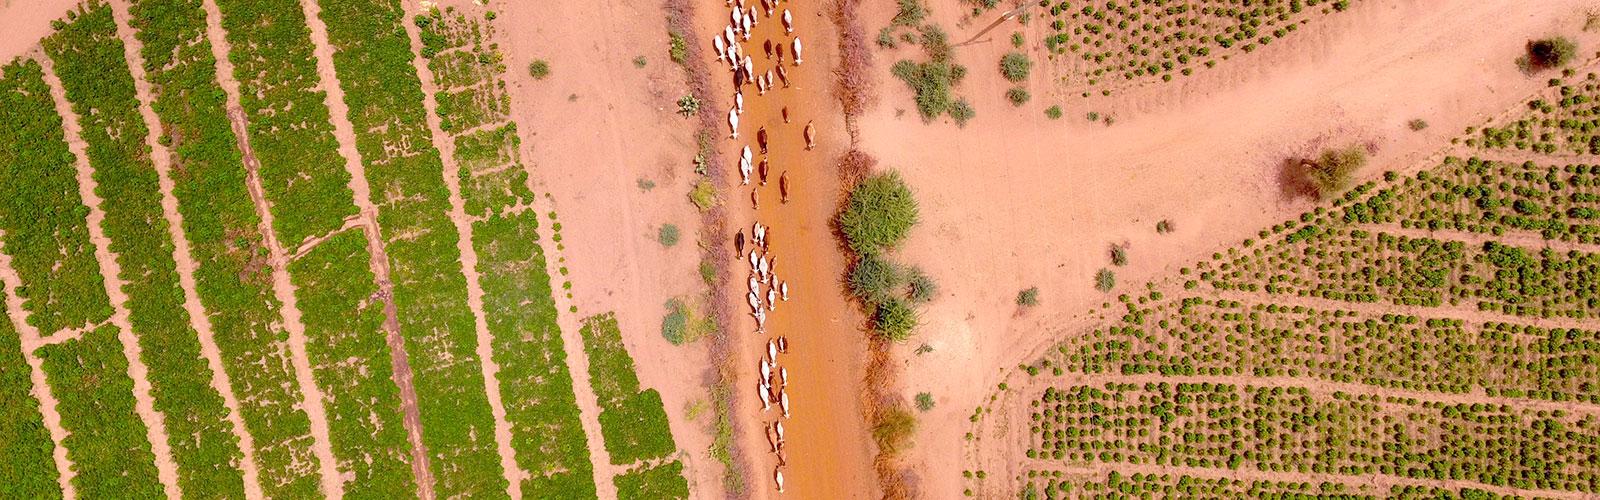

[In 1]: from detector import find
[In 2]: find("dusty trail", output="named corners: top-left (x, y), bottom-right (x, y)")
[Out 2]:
top-left (106, 1), bottom-right (265, 496)
top-left (36, 52), bottom-right (183, 499)
top-left (0, 238), bottom-right (76, 499)
top-left (397, 1), bottom-right (513, 495)
top-left (197, 0), bottom-right (342, 495)
top-left (715, 1), bottom-right (877, 497)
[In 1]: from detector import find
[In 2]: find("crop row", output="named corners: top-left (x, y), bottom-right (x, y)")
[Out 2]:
top-left (1016, 470), bottom-right (1558, 499)
top-left (0, 59), bottom-right (110, 338)
top-left (318, 0), bottom-right (505, 495)
top-left (1027, 383), bottom-right (1599, 492)
top-left (581, 314), bottom-right (680, 466)
top-left (1036, 0), bottom-right (1355, 90)
top-left (417, 7), bottom-right (601, 497)
top-left (0, 292), bottom-right (61, 498)
top-left (45, 4), bottom-right (248, 496)
top-left (416, 7), bottom-right (509, 134)
top-left (1390, 157), bottom-right (1600, 245)
top-left (37, 326), bottom-right (163, 498)
top-left (615, 460), bottom-right (691, 500)
top-left (1046, 294), bottom-right (1600, 403)
top-left (213, 0), bottom-right (356, 246)
top-left (1473, 74), bottom-right (1600, 155)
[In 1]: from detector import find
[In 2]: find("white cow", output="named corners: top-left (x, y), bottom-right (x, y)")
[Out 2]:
top-left (743, 56), bottom-right (754, 81)
top-left (740, 156), bottom-right (752, 185)
top-left (758, 383), bottom-right (770, 411)
top-left (740, 13), bottom-right (752, 40)
top-left (767, 340), bottom-right (777, 362)
top-left (792, 37), bottom-right (803, 65)
top-left (713, 35), bottom-right (727, 62)
top-left (747, 292), bottom-right (760, 312)
top-left (749, 276), bottom-right (760, 294)
top-left (760, 358), bottom-right (771, 382)
top-left (779, 390), bottom-right (790, 418)
top-left (780, 281), bottom-right (789, 301)
top-left (748, 250), bottom-right (758, 269)
top-left (774, 421), bottom-right (785, 441)
top-left (730, 8), bottom-right (741, 29)
top-left (775, 469), bottom-right (785, 493)
top-left (758, 256), bottom-right (770, 278)
top-left (776, 336), bottom-right (787, 353)
top-left (782, 9), bottom-right (793, 34)
top-left (735, 91), bottom-right (744, 114)
top-left (754, 309), bottom-right (766, 329)
top-left (728, 108), bottom-right (740, 139)
top-left (748, 6), bottom-right (759, 27)
top-left (767, 289), bottom-right (777, 310)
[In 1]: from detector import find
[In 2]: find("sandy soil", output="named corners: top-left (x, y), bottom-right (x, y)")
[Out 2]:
top-left (0, 241), bottom-right (77, 498)
top-left (0, 0), bottom-right (81, 63)
top-left (845, 0), bottom-right (1600, 496)
top-left (198, 0), bottom-right (343, 495)
top-left (107, 0), bottom-right (265, 496)
top-left (493, 0), bottom-right (725, 496)
top-left (37, 50), bottom-right (184, 498)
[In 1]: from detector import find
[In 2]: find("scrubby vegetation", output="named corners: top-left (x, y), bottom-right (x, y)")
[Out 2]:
top-left (840, 171), bottom-right (920, 255)
top-left (1303, 145), bottom-right (1367, 199)
top-left (840, 171), bottom-right (932, 341)
top-left (1520, 36), bottom-right (1578, 73)
top-left (887, 4), bottom-right (976, 123)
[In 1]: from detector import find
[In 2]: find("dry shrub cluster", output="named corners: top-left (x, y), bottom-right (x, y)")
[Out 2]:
top-left (831, 0), bottom-right (875, 121)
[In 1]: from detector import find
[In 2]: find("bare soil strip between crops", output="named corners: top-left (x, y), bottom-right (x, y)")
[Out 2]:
top-left (396, 2), bottom-right (510, 495)
top-left (0, 236), bottom-right (77, 499)
top-left (107, 2), bottom-right (266, 496)
top-left (37, 52), bottom-right (184, 499)
top-left (1019, 462), bottom-right (1592, 500)
top-left (295, 0), bottom-right (429, 496)
top-left (196, 0), bottom-right (342, 495)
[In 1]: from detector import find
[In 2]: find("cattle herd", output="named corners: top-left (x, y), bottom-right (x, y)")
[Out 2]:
top-left (717, 0), bottom-right (805, 493)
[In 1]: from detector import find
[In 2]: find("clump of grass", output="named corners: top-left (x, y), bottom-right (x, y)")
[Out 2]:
top-left (875, 297), bottom-right (919, 342)
top-left (1086, 111), bottom-right (1100, 122)
top-left (1305, 145), bottom-right (1367, 199)
top-left (850, 253), bottom-right (905, 305)
top-left (676, 94), bottom-right (701, 117)
top-left (667, 30), bottom-right (688, 64)
top-left (839, 171), bottom-right (919, 255)
top-left (1006, 87), bottom-right (1030, 106)
top-left (892, 0), bottom-right (928, 27)
top-left (528, 59), bottom-right (551, 79)
top-left (1155, 219), bottom-right (1174, 234)
top-left (1011, 32), bottom-right (1025, 48)
top-left (1110, 244), bottom-right (1127, 266)
top-left (1044, 105), bottom-right (1062, 120)
top-left (1520, 36), bottom-right (1578, 73)
top-left (1016, 286), bottom-right (1040, 307)
top-left (698, 259), bottom-right (716, 285)
top-left (949, 98), bottom-right (975, 126)
top-left (688, 179), bottom-right (717, 211)
top-left (637, 178), bottom-right (655, 191)
top-left (1094, 269), bottom-right (1116, 292)
top-left (661, 298), bottom-right (712, 345)
top-left (633, 55), bottom-right (647, 68)
top-left (915, 392), bottom-right (935, 411)
top-left (1000, 52), bottom-right (1031, 82)
top-left (873, 404), bottom-right (918, 456)
top-left (1407, 118), bottom-right (1428, 131)
top-left (658, 224), bottom-right (680, 247)
top-left (877, 27), bottom-right (898, 48)
top-left (905, 266), bottom-right (938, 303)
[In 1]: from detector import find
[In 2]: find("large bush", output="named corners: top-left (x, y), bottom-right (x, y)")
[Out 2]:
top-left (1306, 146), bottom-right (1367, 199)
top-left (1000, 52), bottom-right (1032, 82)
top-left (875, 297), bottom-right (919, 342)
top-left (839, 170), bottom-right (920, 255)
top-left (850, 253), bottom-right (905, 305)
top-left (1522, 37), bottom-right (1577, 72)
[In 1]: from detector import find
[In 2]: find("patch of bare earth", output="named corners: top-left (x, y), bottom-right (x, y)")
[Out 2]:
top-left (396, 0), bottom-right (516, 495)
top-left (839, 0), bottom-right (1600, 495)
top-left (197, 0), bottom-right (342, 495)
top-left (36, 50), bottom-right (183, 498)
top-left (106, 1), bottom-right (266, 496)
top-left (0, 240), bottom-right (76, 498)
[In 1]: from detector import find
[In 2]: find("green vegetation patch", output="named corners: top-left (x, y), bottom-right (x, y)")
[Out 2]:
top-left (615, 460), bottom-right (690, 500)
top-left (580, 313), bottom-right (682, 465)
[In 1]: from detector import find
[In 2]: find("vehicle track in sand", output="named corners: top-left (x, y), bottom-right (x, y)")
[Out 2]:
top-left (106, 0), bottom-right (264, 496)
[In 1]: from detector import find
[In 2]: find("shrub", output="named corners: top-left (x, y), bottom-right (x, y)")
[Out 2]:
top-left (528, 59), bottom-right (550, 79)
top-left (1155, 219), bottom-right (1174, 234)
top-left (850, 253), bottom-right (905, 305)
top-left (633, 55), bottom-right (647, 68)
top-left (688, 179), bottom-right (717, 211)
top-left (658, 224), bottom-right (680, 246)
top-left (878, 27), bottom-right (898, 48)
top-left (1110, 244), bottom-right (1127, 266)
top-left (661, 299), bottom-right (688, 345)
top-left (906, 266), bottom-right (938, 303)
top-left (1094, 269), bottom-right (1116, 292)
top-left (872, 404), bottom-right (918, 455)
top-left (1305, 146), bottom-right (1367, 199)
top-left (1407, 118), bottom-right (1428, 131)
top-left (1044, 105), bottom-right (1062, 119)
top-left (1011, 32), bottom-right (1025, 48)
top-left (1000, 52), bottom-right (1032, 82)
top-left (839, 171), bottom-right (919, 255)
top-left (915, 392), bottom-right (936, 411)
top-left (892, 59), bottom-right (955, 119)
top-left (949, 98), bottom-right (975, 126)
top-left (1521, 36), bottom-right (1577, 72)
top-left (892, 0), bottom-right (928, 27)
top-left (668, 31), bottom-right (688, 64)
top-left (676, 94), bottom-right (700, 117)
top-left (1017, 286), bottom-right (1040, 307)
top-left (1007, 87), bottom-right (1031, 106)
top-left (875, 297), bottom-right (919, 341)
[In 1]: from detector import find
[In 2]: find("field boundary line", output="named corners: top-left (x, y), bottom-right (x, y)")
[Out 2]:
top-left (0, 236), bottom-right (76, 499)
top-left (107, 1), bottom-right (265, 496)
top-left (196, 0), bottom-right (342, 495)
top-left (36, 51), bottom-right (183, 499)
top-left (397, 3), bottom-right (516, 496)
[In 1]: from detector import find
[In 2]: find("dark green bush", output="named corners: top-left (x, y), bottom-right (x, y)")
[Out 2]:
top-left (1001, 52), bottom-right (1032, 82)
top-left (839, 171), bottom-right (920, 255)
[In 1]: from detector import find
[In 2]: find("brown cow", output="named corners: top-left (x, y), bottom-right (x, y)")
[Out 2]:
top-left (757, 126), bottom-right (768, 154)
top-left (735, 230), bottom-right (745, 255)
top-left (779, 171), bottom-right (790, 203)
top-left (759, 158), bottom-right (770, 185)
top-left (803, 120), bottom-right (815, 150)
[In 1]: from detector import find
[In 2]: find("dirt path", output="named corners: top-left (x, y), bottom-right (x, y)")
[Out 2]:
top-left (710, 1), bottom-right (878, 497)
top-left (397, 2), bottom-right (513, 496)
top-left (196, 1), bottom-right (342, 496)
top-left (36, 51), bottom-right (184, 499)
top-left (106, 2), bottom-right (265, 496)
top-left (0, 238), bottom-right (76, 499)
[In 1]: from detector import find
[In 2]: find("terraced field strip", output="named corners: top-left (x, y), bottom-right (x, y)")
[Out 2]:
top-left (411, 5), bottom-right (605, 497)
top-left (0, 56), bottom-right (164, 498)
top-left (313, 0), bottom-right (511, 495)
top-left (579, 313), bottom-right (687, 497)
top-left (206, 0), bottom-right (382, 495)
top-left (115, 0), bottom-right (271, 495)
top-left (0, 245), bottom-right (69, 500)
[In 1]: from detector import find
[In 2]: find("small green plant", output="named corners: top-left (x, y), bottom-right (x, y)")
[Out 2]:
top-left (1000, 52), bottom-right (1031, 82)
top-left (1155, 219), bottom-right (1174, 234)
top-left (633, 55), bottom-right (647, 68)
top-left (637, 178), bottom-right (655, 191)
top-left (878, 27), bottom-right (898, 48)
top-left (658, 224), bottom-right (680, 247)
top-left (914, 343), bottom-right (934, 355)
top-left (689, 179), bottom-right (717, 211)
top-left (875, 297), bottom-right (919, 341)
top-left (676, 94), bottom-right (701, 117)
top-left (1087, 111), bottom-right (1100, 122)
top-left (661, 298), bottom-right (689, 345)
top-left (1407, 118), bottom-right (1429, 131)
top-left (1016, 286), bottom-right (1040, 307)
top-left (1006, 87), bottom-right (1030, 106)
top-left (892, 0), bottom-right (928, 27)
top-left (1011, 32), bottom-right (1025, 48)
top-left (906, 267), bottom-right (938, 303)
top-left (698, 260), bottom-right (716, 285)
top-left (528, 59), bottom-right (551, 79)
top-left (1094, 269), bottom-right (1116, 292)
top-left (1044, 105), bottom-right (1062, 120)
top-left (915, 392), bottom-right (936, 411)
top-left (1110, 244), bottom-right (1127, 266)
top-left (949, 98), bottom-right (975, 126)
top-left (668, 30), bottom-right (688, 64)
